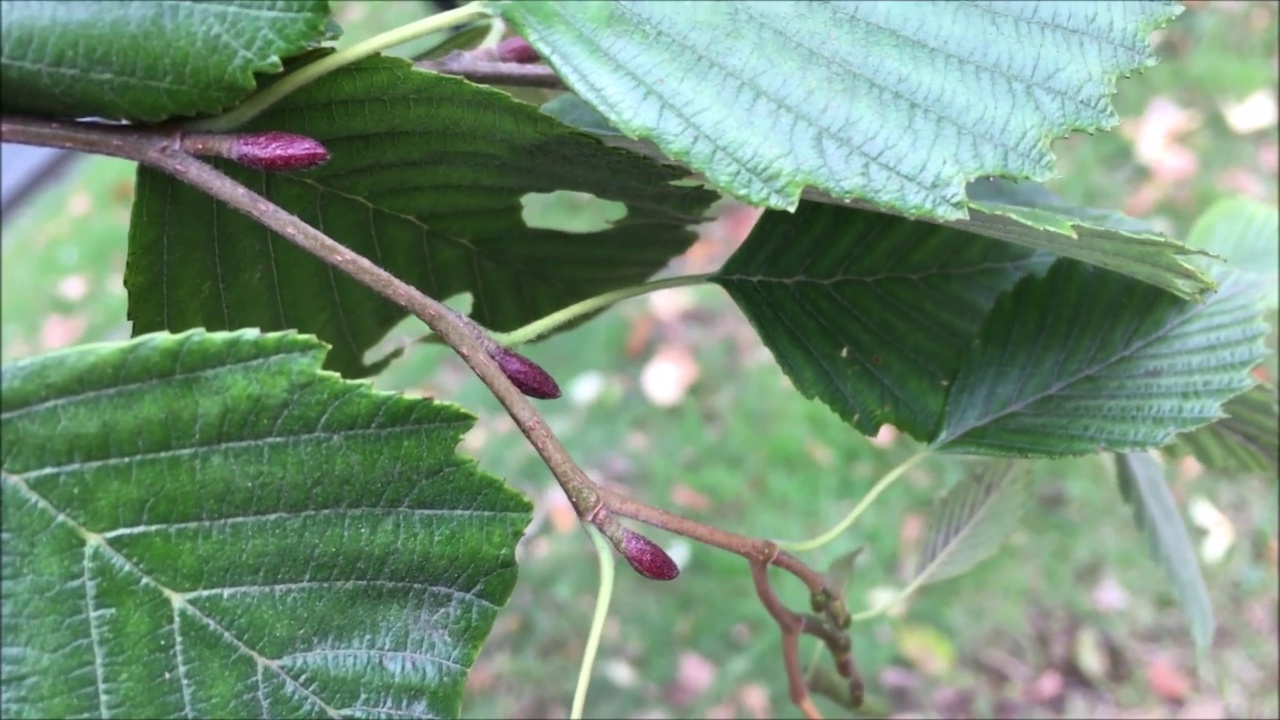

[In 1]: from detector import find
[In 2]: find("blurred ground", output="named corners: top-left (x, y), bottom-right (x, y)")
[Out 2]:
top-left (1, 2), bottom-right (1276, 719)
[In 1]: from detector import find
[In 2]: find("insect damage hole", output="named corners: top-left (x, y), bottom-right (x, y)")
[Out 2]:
top-left (520, 191), bottom-right (627, 234)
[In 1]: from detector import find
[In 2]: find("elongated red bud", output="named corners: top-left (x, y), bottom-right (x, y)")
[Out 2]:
top-left (229, 131), bottom-right (330, 172)
top-left (620, 528), bottom-right (680, 581)
top-left (496, 36), bottom-right (540, 64)
top-left (490, 346), bottom-right (561, 399)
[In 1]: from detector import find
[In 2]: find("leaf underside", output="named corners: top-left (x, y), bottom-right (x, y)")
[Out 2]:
top-left (714, 201), bottom-right (1053, 441)
top-left (1168, 384), bottom-right (1279, 474)
top-left (498, 0), bottom-right (1182, 218)
top-left (935, 262), bottom-right (1268, 457)
top-left (1, 330), bottom-right (532, 719)
top-left (126, 54), bottom-right (717, 378)
top-left (1184, 196), bottom-right (1280, 309)
top-left (0, 0), bottom-right (331, 121)
top-left (914, 459), bottom-right (1029, 586)
top-left (965, 179), bottom-right (1214, 299)
top-left (1114, 452), bottom-right (1214, 650)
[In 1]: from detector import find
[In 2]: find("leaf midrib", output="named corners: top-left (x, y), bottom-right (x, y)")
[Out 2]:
top-left (3, 470), bottom-right (343, 719)
top-left (295, 176), bottom-right (581, 298)
top-left (916, 481), bottom-right (1002, 584)
top-left (938, 276), bottom-right (1246, 445)
top-left (716, 255), bottom-right (1043, 286)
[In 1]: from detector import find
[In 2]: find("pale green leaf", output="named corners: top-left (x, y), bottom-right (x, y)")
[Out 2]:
top-left (1185, 196), bottom-right (1279, 309)
top-left (0, 0), bottom-right (331, 122)
top-left (935, 262), bottom-right (1268, 456)
top-left (914, 460), bottom-right (1028, 586)
top-left (1167, 384), bottom-right (1279, 475)
top-left (495, 0), bottom-right (1182, 217)
top-left (1114, 452), bottom-right (1214, 650)
top-left (1, 330), bottom-right (532, 719)
top-left (966, 178), bottom-right (1215, 300)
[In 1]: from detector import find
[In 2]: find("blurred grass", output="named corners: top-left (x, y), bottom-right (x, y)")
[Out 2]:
top-left (1, 1), bottom-right (1276, 718)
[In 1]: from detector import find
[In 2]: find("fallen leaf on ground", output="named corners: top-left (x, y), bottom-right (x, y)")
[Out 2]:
top-left (1176, 698), bottom-right (1226, 720)
top-left (1145, 655), bottom-right (1192, 701)
top-left (640, 344), bottom-right (700, 407)
top-left (1219, 89), bottom-right (1278, 135)
top-left (670, 483), bottom-right (713, 513)
top-left (1216, 168), bottom-right (1267, 199)
top-left (1073, 626), bottom-right (1112, 685)
top-left (39, 313), bottom-right (87, 351)
top-left (667, 650), bottom-right (717, 708)
top-left (895, 623), bottom-right (956, 678)
top-left (1188, 495), bottom-right (1236, 565)
top-left (871, 424), bottom-right (900, 448)
top-left (56, 274), bottom-right (90, 302)
top-left (648, 287), bottom-right (697, 323)
top-left (1026, 668), bottom-right (1065, 703)
top-left (737, 683), bottom-right (773, 720)
top-left (625, 313), bottom-right (655, 358)
top-left (1091, 574), bottom-right (1131, 613)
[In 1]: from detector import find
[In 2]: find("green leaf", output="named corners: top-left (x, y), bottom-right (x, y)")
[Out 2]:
top-left (0, 0), bottom-right (332, 122)
top-left (966, 178), bottom-right (1214, 300)
top-left (541, 93), bottom-right (624, 137)
top-left (914, 460), bottom-right (1028, 587)
top-left (1185, 196), bottom-right (1279, 309)
top-left (125, 55), bottom-right (716, 378)
top-left (495, 0), bottom-right (1182, 217)
top-left (1168, 384), bottom-right (1279, 474)
top-left (1, 329), bottom-right (532, 719)
top-left (713, 201), bottom-right (1052, 441)
top-left (1114, 452), bottom-right (1214, 650)
top-left (935, 262), bottom-right (1268, 456)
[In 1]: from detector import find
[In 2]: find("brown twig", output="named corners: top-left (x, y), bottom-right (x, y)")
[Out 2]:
top-left (1, 114), bottom-right (615, 531)
top-left (415, 51), bottom-right (566, 89)
top-left (751, 560), bottom-right (823, 720)
top-left (1, 114), bottom-right (860, 718)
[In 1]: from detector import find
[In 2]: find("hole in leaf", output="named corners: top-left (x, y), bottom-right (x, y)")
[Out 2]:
top-left (521, 191), bottom-right (626, 234)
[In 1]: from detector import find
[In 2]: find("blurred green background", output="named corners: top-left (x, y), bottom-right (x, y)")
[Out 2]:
top-left (1, 2), bottom-right (1276, 718)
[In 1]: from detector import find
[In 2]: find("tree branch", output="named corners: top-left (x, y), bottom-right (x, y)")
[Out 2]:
top-left (2, 113), bottom-right (862, 718)
top-left (1, 113), bottom-right (604, 524)
top-left (415, 52), bottom-right (566, 89)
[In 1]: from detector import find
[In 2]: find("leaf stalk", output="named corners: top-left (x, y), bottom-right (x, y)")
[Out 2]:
top-left (186, 1), bottom-right (492, 132)
top-left (777, 450), bottom-right (928, 553)
top-left (492, 273), bottom-right (715, 347)
top-left (571, 526), bottom-right (616, 720)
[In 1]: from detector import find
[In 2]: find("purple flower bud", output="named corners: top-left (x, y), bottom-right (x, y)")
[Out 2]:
top-left (620, 528), bottom-right (680, 581)
top-left (496, 36), bottom-right (540, 64)
top-left (490, 346), bottom-right (561, 400)
top-left (229, 132), bottom-right (330, 172)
